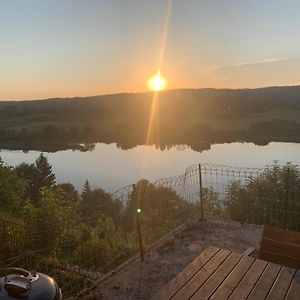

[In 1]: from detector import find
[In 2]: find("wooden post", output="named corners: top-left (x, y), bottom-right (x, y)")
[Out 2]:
top-left (132, 183), bottom-right (144, 262)
top-left (284, 167), bottom-right (290, 229)
top-left (199, 164), bottom-right (204, 219)
top-left (136, 209), bottom-right (144, 262)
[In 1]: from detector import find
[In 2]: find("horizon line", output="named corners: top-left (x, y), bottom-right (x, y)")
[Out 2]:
top-left (1, 84), bottom-right (300, 102)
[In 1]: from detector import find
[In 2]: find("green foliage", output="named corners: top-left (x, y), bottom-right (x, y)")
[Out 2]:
top-left (15, 154), bottom-right (56, 201)
top-left (0, 158), bottom-right (26, 213)
top-left (35, 153), bottom-right (56, 189)
top-left (125, 179), bottom-right (192, 244)
top-left (202, 187), bottom-right (225, 217)
top-left (56, 183), bottom-right (80, 206)
top-left (22, 188), bottom-right (69, 252)
top-left (80, 185), bottom-right (122, 226)
top-left (81, 180), bottom-right (91, 197)
top-left (0, 154), bottom-right (196, 297)
top-left (225, 163), bottom-right (300, 230)
top-left (72, 217), bottom-right (128, 268)
top-left (15, 162), bottom-right (39, 200)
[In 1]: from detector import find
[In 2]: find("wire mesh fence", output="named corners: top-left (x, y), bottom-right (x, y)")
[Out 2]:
top-left (0, 216), bottom-right (132, 297)
top-left (198, 163), bottom-right (299, 230)
top-left (112, 177), bottom-right (199, 249)
top-left (112, 162), bottom-right (300, 231)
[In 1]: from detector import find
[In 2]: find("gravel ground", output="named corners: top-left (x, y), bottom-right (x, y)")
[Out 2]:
top-left (80, 218), bottom-right (261, 300)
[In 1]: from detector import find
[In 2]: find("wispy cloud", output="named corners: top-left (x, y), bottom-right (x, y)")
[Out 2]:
top-left (200, 57), bottom-right (292, 76)
top-left (234, 57), bottom-right (289, 67)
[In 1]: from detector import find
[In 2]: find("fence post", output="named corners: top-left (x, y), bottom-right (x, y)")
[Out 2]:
top-left (136, 209), bottom-right (144, 262)
top-left (284, 167), bottom-right (290, 229)
top-left (132, 184), bottom-right (144, 262)
top-left (199, 164), bottom-right (204, 219)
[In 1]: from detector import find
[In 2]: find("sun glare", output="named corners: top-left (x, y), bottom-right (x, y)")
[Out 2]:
top-left (148, 73), bottom-right (167, 91)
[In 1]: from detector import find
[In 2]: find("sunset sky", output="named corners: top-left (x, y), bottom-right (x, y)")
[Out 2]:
top-left (1, 0), bottom-right (300, 100)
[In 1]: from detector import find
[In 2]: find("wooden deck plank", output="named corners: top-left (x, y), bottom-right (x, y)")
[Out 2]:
top-left (190, 252), bottom-right (242, 300)
top-left (153, 247), bottom-right (219, 300)
top-left (228, 259), bottom-right (268, 300)
top-left (247, 263), bottom-right (282, 300)
top-left (266, 267), bottom-right (296, 300)
top-left (285, 270), bottom-right (300, 300)
top-left (171, 249), bottom-right (231, 300)
top-left (210, 255), bottom-right (255, 300)
top-left (243, 246), bottom-right (256, 256)
top-left (155, 245), bottom-right (299, 300)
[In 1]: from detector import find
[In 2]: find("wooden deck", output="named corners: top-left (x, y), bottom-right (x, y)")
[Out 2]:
top-left (154, 247), bottom-right (300, 300)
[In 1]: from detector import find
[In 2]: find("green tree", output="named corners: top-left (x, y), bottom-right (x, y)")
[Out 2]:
top-left (73, 217), bottom-right (128, 268)
top-left (225, 163), bottom-right (300, 231)
top-left (15, 162), bottom-right (39, 200)
top-left (0, 158), bottom-right (26, 213)
top-left (81, 180), bottom-right (91, 198)
top-left (124, 180), bottom-right (191, 243)
top-left (80, 186), bottom-right (122, 226)
top-left (56, 183), bottom-right (79, 206)
top-left (22, 188), bottom-right (69, 252)
top-left (35, 153), bottom-right (56, 189)
top-left (80, 180), bottom-right (93, 211)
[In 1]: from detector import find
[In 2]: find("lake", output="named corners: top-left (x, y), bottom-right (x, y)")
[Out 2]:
top-left (1, 142), bottom-right (300, 193)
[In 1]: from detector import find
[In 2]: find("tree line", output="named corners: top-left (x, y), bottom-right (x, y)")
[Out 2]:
top-left (1, 87), bottom-right (300, 152)
top-left (0, 154), bottom-right (194, 271)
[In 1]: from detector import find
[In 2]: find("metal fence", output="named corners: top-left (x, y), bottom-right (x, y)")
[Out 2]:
top-left (0, 215), bottom-right (131, 298)
top-left (112, 162), bottom-right (300, 231)
top-left (112, 164), bottom-right (266, 204)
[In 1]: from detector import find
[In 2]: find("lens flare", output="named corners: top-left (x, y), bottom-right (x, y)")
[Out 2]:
top-left (148, 73), bottom-right (167, 91)
top-left (137, 0), bottom-right (173, 210)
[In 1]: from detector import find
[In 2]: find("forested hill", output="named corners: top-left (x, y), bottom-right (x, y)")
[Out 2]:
top-left (1, 85), bottom-right (300, 111)
top-left (1, 86), bottom-right (300, 152)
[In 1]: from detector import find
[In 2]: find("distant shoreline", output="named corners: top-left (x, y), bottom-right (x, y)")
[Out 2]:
top-left (1, 137), bottom-right (300, 153)
top-left (0, 86), bottom-right (300, 152)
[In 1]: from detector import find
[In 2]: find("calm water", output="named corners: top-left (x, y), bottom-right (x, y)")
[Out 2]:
top-left (1, 142), bottom-right (300, 192)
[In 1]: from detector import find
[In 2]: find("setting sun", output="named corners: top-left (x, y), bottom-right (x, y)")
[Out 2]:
top-left (148, 73), bottom-right (167, 91)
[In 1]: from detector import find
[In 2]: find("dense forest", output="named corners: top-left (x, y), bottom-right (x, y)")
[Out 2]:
top-left (1, 86), bottom-right (300, 152)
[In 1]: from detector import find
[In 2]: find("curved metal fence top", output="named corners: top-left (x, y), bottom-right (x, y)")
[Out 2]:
top-left (110, 162), bottom-right (267, 204)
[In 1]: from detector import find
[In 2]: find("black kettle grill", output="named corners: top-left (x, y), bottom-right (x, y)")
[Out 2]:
top-left (0, 267), bottom-right (62, 299)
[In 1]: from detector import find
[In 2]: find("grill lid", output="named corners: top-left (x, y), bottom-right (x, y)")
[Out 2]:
top-left (0, 267), bottom-right (62, 300)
